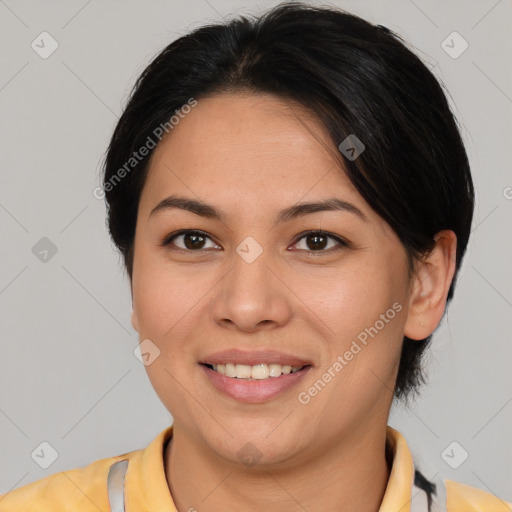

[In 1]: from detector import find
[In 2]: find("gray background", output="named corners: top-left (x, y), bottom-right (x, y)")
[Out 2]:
top-left (1, 0), bottom-right (511, 501)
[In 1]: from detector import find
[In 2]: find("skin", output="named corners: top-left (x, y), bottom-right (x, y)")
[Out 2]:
top-left (130, 92), bottom-right (457, 512)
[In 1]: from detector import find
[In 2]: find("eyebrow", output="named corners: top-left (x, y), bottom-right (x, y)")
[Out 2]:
top-left (149, 194), bottom-right (368, 224)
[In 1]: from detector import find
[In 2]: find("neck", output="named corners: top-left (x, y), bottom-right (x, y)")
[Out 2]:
top-left (164, 422), bottom-right (392, 512)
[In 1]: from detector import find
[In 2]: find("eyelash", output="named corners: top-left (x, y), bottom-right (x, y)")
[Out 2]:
top-left (160, 229), bottom-right (348, 257)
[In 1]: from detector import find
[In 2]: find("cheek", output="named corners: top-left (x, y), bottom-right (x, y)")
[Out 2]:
top-left (308, 263), bottom-right (402, 336)
top-left (133, 268), bottom-right (204, 342)
top-left (131, 248), bottom-right (210, 416)
top-left (302, 258), bottom-right (407, 386)
top-left (303, 274), bottom-right (405, 428)
top-left (131, 240), bottom-right (222, 360)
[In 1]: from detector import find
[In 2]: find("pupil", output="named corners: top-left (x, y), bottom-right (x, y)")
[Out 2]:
top-left (308, 233), bottom-right (327, 250)
top-left (185, 233), bottom-right (205, 250)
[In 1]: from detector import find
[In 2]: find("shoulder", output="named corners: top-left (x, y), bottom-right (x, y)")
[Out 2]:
top-left (444, 479), bottom-right (512, 511)
top-left (0, 450), bottom-right (137, 512)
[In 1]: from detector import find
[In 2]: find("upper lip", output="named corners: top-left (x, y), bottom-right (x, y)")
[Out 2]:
top-left (200, 349), bottom-right (313, 367)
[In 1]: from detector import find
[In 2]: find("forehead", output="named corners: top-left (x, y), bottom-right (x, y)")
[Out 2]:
top-left (139, 92), bottom-right (372, 224)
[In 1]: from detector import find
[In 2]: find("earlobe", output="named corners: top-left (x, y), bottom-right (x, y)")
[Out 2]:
top-left (404, 230), bottom-right (457, 341)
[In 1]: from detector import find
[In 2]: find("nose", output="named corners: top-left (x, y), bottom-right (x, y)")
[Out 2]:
top-left (211, 246), bottom-right (293, 332)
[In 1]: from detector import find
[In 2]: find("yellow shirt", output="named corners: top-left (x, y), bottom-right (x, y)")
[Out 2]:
top-left (0, 425), bottom-right (510, 511)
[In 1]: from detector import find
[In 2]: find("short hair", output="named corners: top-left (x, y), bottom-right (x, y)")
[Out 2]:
top-left (102, 1), bottom-right (474, 402)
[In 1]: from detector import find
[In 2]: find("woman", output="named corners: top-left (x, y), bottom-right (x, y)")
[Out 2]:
top-left (1, 2), bottom-right (510, 511)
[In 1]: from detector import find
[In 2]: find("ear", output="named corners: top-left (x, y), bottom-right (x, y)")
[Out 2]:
top-left (404, 230), bottom-right (457, 340)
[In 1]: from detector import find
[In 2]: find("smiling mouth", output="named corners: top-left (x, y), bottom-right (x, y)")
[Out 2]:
top-left (202, 363), bottom-right (310, 380)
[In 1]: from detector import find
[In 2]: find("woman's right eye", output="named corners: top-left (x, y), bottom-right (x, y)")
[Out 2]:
top-left (161, 230), bottom-right (220, 252)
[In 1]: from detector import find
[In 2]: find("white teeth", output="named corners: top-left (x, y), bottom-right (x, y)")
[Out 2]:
top-left (210, 362), bottom-right (304, 379)
top-left (268, 364), bottom-right (282, 377)
top-left (225, 363), bottom-right (237, 377)
top-left (235, 364), bottom-right (252, 379)
top-left (251, 364), bottom-right (270, 380)
top-left (282, 365), bottom-right (292, 375)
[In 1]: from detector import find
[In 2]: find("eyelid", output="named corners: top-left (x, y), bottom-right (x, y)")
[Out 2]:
top-left (161, 229), bottom-right (349, 254)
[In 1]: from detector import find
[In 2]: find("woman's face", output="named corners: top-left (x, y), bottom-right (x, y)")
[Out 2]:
top-left (131, 92), bottom-right (412, 465)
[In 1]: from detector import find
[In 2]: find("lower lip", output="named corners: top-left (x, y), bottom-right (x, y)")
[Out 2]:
top-left (200, 364), bottom-right (312, 403)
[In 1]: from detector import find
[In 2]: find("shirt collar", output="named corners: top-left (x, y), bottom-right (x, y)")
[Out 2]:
top-left (125, 424), bottom-right (177, 511)
top-left (379, 426), bottom-right (416, 512)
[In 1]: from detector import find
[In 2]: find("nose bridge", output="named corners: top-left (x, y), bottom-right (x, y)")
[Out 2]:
top-left (212, 236), bottom-right (292, 329)
top-left (229, 237), bottom-right (274, 299)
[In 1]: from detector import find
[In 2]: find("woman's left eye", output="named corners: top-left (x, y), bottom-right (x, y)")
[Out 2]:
top-left (291, 231), bottom-right (347, 254)
top-left (161, 229), bottom-right (347, 255)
